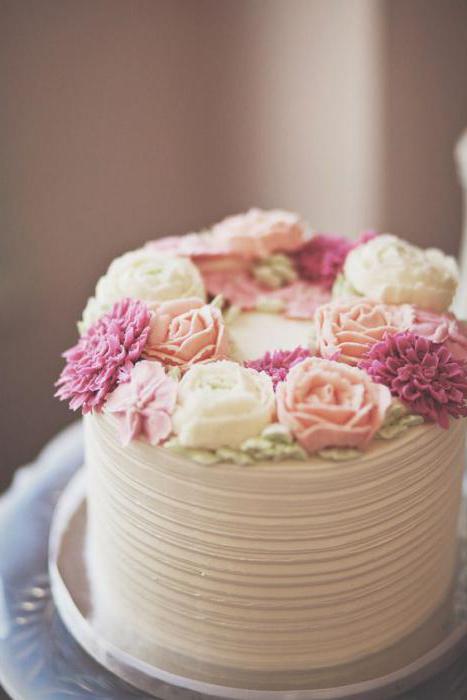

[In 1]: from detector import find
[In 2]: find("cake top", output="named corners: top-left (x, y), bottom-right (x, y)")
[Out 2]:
top-left (56, 209), bottom-right (467, 465)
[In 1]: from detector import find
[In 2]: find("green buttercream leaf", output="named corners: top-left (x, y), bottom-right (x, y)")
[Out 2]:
top-left (262, 423), bottom-right (294, 444)
top-left (317, 447), bottom-right (362, 461)
top-left (331, 274), bottom-right (362, 300)
top-left (163, 423), bottom-right (306, 466)
top-left (223, 305), bottom-right (241, 325)
top-left (376, 400), bottom-right (424, 440)
top-left (255, 296), bottom-right (286, 313)
top-left (166, 366), bottom-right (182, 381)
top-left (164, 438), bottom-right (220, 465)
top-left (253, 254), bottom-right (297, 290)
top-left (210, 294), bottom-right (225, 310)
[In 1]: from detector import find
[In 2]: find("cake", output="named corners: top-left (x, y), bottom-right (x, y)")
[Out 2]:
top-left (56, 209), bottom-right (467, 689)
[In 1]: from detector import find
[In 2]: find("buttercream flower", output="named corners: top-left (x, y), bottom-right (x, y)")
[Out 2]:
top-left (143, 298), bottom-right (230, 369)
top-left (202, 272), bottom-right (331, 319)
top-left (210, 208), bottom-right (309, 259)
top-left (147, 209), bottom-right (308, 261)
top-left (343, 234), bottom-right (458, 312)
top-left (201, 269), bottom-right (268, 309)
top-left (276, 357), bottom-right (391, 453)
top-left (172, 360), bottom-right (275, 449)
top-left (409, 309), bottom-right (467, 362)
top-left (293, 231), bottom-right (376, 290)
top-left (270, 280), bottom-right (332, 319)
top-left (359, 332), bottom-right (467, 428)
top-left (245, 347), bottom-right (311, 389)
top-left (315, 298), bottom-right (414, 365)
top-left (80, 248), bottom-right (205, 331)
top-left (146, 231), bottom-right (234, 258)
top-left (105, 361), bottom-right (177, 446)
top-left (56, 298), bottom-right (151, 413)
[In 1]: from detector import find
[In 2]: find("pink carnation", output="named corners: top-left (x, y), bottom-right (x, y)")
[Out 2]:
top-left (55, 298), bottom-right (151, 414)
top-left (359, 331), bottom-right (467, 428)
top-left (293, 231), bottom-right (376, 289)
top-left (245, 346), bottom-right (311, 389)
top-left (105, 360), bottom-right (177, 446)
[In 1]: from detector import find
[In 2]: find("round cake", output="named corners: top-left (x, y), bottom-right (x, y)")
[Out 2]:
top-left (56, 209), bottom-right (467, 689)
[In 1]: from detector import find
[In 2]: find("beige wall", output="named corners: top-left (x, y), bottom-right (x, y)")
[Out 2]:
top-left (382, 0), bottom-right (467, 253)
top-left (1, 0), bottom-right (467, 489)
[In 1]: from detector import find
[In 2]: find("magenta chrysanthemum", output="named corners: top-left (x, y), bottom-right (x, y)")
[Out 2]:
top-left (55, 298), bottom-right (151, 414)
top-left (359, 331), bottom-right (467, 428)
top-left (245, 346), bottom-right (311, 389)
top-left (293, 231), bottom-right (376, 289)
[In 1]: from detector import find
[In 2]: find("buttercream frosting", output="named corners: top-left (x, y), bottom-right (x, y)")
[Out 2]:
top-left (85, 413), bottom-right (466, 686)
top-left (343, 234), bottom-right (458, 312)
top-left (172, 360), bottom-right (275, 449)
top-left (80, 248), bottom-right (205, 331)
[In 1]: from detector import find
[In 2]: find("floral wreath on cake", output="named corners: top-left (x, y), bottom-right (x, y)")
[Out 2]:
top-left (56, 209), bottom-right (467, 464)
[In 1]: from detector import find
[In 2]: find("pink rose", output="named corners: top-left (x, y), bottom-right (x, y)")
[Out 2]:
top-left (276, 357), bottom-right (391, 453)
top-left (105, 360), bottom-right (178, 446)
top-left (143, 298), bottom-right (230, 369)
top-left (269, 280), bottom-right (332, 319)
top-left (211, 208), bottom-right (308, 259)
top-left (146, 209), bottom-right (307, 261)
top-left (315, 298), bottom-right (414, 365)
top-left (409, 309), bottom-right (467, 362)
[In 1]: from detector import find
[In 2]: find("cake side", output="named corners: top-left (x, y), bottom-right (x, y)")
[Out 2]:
top-left (85, 411), bottom-right (465, 686)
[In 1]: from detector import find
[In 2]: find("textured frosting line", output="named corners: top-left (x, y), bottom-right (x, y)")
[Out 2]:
top-left (85, 414), bottom-right (465, 685)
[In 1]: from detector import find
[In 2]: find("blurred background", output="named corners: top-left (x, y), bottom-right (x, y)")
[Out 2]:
top-left (1, 0), bottom-right (467, 493)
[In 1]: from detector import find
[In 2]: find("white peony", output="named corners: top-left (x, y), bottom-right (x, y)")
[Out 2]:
top-left (172, 360), bottom-right (275, 450)
top-left (80, 248), bottom-right (205, 331)
top-left (344, 234), bottom-right (458, 312)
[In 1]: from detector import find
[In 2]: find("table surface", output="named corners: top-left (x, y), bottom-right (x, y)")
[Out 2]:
top-left (1, 422), bottom-right (467, 700)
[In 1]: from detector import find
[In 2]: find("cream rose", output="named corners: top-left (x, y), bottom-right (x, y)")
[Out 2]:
top-left (276, 358), bottom-right (391, 453)
top-left (315, 298), bottom-right (413, 365)
top-left (143, 298), bottom-right (230, 369)
top-left (172, 360), bottom-right (275, 449)
top-left (343, 234), bottom-right (458, 312)
top-left (80, 248), bottom-right (205, 331)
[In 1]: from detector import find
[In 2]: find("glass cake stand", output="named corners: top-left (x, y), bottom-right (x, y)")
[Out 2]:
top-left (1, 422), bottom-right (467, 700)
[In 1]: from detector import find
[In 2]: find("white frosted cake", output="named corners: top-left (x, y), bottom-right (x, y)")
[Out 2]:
top-left (56, 210), bottom-right (467, 689)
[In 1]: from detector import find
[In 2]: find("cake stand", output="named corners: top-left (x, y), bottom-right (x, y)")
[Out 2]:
top-left (1, 422), bottom-right (467, 700)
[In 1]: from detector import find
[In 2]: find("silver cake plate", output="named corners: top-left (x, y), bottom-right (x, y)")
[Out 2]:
top-left (49, 459), bottom-right (467, 700)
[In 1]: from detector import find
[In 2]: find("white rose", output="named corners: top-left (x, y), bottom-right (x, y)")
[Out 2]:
top-left (172, 360), bottom-right (275, 449)
top-left (344, 234), bottom-right (458, 312)
top-left (80, 248), bottom-right (205, 331)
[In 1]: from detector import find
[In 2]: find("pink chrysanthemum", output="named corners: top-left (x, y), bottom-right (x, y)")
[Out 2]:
top-left (293, 231), bottom-right (376, 289)
top-left (359, 331), bottom-right (467, 428)
top-left (245, 346), bottom-right (311, 389)
top-left (55, 298), bottom-right (151, 414)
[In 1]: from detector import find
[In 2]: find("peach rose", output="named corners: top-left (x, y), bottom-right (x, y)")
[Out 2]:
top-left (315, 298), bottom-right (414, 365)
top-left (409, 309), bottom-right (467, 362)
top-left (147, 209), bottom-right (308, 261)
top-left (211, 208), bottom-right (308, 259)
top-left (143, 298), bottom-right (230, 369)
top-left (276, 357), bottom-right (392, 453)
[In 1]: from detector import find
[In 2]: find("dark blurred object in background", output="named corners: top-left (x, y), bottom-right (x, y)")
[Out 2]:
top-left (1, 0), bottom-right (467, 492)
